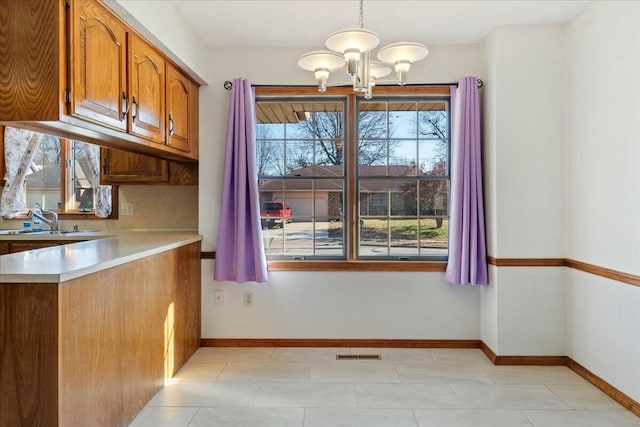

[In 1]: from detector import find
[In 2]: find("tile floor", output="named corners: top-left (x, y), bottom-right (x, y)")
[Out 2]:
top-left (129, 347), bottom-right (640, 426)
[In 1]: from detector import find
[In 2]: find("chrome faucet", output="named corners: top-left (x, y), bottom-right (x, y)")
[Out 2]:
top-left (28, 204), bottom-right (59, 231)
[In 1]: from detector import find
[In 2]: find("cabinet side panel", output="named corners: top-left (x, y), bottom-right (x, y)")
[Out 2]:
top-left (58, 268), bottom-right (125, 427)
top-left (174, 241), bottom-right (202, 369)
top-left (0, 0), bottom-right (61, 121)
top-left (58, 243), bottom-right (200, 425)
top-left (0, 284), bottom-right (59, 426)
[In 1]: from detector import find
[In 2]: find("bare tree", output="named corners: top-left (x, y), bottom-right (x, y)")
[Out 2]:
top-left (255, 125), bottom-right (283, 176)
top-left (418, 110), bottom-right (448, 164)
top-left (294, 111), bottom-right (391, 166)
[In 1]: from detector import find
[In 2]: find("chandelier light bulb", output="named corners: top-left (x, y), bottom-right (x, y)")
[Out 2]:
top-left (344, 48), bottom-right (362, 75)
top-left (394, 60), bottom-right (411, 85)
top-left (314, 69), bottom-right (330, 92)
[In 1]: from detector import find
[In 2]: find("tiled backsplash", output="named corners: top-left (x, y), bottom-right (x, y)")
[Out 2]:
top-left (0, 185), bottom-right (198, 231)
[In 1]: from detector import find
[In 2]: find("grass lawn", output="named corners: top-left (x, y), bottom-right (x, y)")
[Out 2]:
top-left (361, 218), bottom-right (448, 245)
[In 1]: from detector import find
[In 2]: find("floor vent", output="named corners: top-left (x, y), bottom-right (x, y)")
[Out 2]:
top-left (336, 354), bottom-right (381, 360)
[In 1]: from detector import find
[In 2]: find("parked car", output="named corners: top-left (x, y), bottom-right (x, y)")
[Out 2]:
top-left (260, 201), bottom-right (292, 228)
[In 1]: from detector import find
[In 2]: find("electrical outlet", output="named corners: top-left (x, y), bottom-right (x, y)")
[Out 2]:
top-left (121, 202), bottom-right (134, 215)
top-left (214, 290), bottom-right (224, 305)
top-left (244, 291), bottom-right (253, 306)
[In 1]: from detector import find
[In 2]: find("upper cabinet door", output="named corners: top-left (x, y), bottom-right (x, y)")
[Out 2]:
top-left (129, 35), bottom-right (165, 144)
top-left (166, 64), bottom-right (191, 153)
top-left (71, 0), bottom-right (128, 131)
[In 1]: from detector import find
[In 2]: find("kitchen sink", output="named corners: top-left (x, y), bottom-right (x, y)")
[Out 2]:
top-left (0, 229), bottom-right (99, 236)
top-left (0, 229), bottom-right (35, 235)
top-left (28, 229), bottom-right (100, 235)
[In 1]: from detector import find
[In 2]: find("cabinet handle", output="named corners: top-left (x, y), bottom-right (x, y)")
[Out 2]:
top-left (102, 158), bottom-right (107, 175)
top-left (168, 114), bottom-right (174, 136)
top-left (121, 92), bottom-right (129, 120)
top-left (131, 96), bottom-right (138, 123)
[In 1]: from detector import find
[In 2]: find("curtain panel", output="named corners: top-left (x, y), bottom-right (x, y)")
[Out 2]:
top-left (78, 141), bottom-right (112, 217)
top-left (1, 127), bottom-right (44, 218)
top-left (214, 78), bottom-right (268, 283)
top-left (445, 77), bottom-right (488, 285)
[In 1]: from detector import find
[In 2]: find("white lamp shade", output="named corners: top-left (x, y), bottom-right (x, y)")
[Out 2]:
top-left (325, 28), bottom-right (380, 53)
top-left (369, 61), bottom-right (392, 79)
top-left (298, 50), bottom-right (346, 71)
top-left (377, 42), bottom-right (429, 64)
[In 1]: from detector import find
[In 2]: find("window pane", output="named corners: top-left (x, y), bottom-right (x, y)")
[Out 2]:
top-left (391, 179), bottom-right (417, 216)
top-left (388, 102), bottom-right (417, 138)
top-left (72, 142), bottom-right (95, 211)
top-left (390, 218), bottom-right (419, 257)
top-left (25, 134), bottom-right (61, 210)
top-left (360, 179), bottom-right (389, 217)
top-left (256, 140), bottom-right (285, 176)
top-left (315, 221), bottom-right (344, 256)
top-left (389, 139), bottom-right (417, 175)
top-left (358, 104), bottom-right (388, 138)
top-left (358, 139), bottom-right (388, 167)
top-left (285, 140), bottom-right (312, 174)
top-left (418, 103), bottom-right (448, 139)
top-left (257, 102), bottom-right (287, 127)
top-left (256, 98), bottom-right (346, 260)
top-left (418, 140), bottom-right (447, 176)
top-left (357, 96), bottom-right (450, 259)
top-left (360, 218), bottom-right (389, 256)
top-left (419, 218), bottom-right (448, 256)
top-left (285, 219), bottom-right (314, 256)
top-left (418, 179), bottom-right (449, 217)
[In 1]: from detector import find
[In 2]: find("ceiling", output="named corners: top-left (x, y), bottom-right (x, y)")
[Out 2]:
top-left (170, 0), bottom-right (593, 48)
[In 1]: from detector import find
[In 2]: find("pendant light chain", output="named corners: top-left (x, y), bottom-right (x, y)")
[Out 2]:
top-left (359, 0), bottom-right (364, 28)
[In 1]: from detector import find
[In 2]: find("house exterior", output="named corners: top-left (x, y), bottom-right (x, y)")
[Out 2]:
top-left (259, 164), bottom-right (448, 219)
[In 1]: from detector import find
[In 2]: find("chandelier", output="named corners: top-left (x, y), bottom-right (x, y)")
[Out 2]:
top-left (298, 0), bottom-right (429, 99)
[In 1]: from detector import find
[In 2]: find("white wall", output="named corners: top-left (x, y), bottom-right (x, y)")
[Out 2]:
top-left (200, 44), bottom-right (485, 339)
top-left (115, 0), bottom-right (210, 82)
top-left (203, 267), bottom-right (481, 339)
top-left (482, 26), bottom-right (567, 356)
top-left (565, 1), bottom-right (640, 403)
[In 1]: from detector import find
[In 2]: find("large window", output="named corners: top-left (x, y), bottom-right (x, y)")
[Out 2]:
top-left (256, 88), bottom-right (450, 262)
top-left (2, 127), bottom-right (114, 217)
top-left (357, 98), bottom-right (449, 260)
top-left (257, 99), bottom-right (346, 258)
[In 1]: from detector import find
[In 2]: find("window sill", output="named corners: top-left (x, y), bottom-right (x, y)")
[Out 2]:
top-left (266, 260), bottom-right (447, 272)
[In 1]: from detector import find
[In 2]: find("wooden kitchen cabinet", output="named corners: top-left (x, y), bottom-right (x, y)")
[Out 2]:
top-left (100, 147), bottom-right (169, 183)
top-left (166, 63), bottom-right (194, 153)
top-left (100, 148), bottom-right (198, 185)
top-left (0, 0), bottom-right (199, 162)
top-left (129, 34), bottom-right (166, 144)
top-left (71, 0), bottom-right (128, 131)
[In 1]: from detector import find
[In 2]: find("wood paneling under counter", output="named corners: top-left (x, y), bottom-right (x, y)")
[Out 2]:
top-left (0, 284), bottom-right (59, 426)
top-left (0, 241), bottom-right (201, 427)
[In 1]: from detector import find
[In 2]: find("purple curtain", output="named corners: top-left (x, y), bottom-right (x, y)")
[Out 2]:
top-left (445, 76), bottom-right (488, 285)
top-left (214, 78), bottom-right (268, 283)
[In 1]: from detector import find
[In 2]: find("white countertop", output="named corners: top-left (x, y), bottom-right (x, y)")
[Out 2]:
top-left (0, 230), bottom-right (202, 284)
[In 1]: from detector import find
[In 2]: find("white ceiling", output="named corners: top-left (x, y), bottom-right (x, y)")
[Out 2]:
top-left (170, 0), bottom-right (593, 48)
